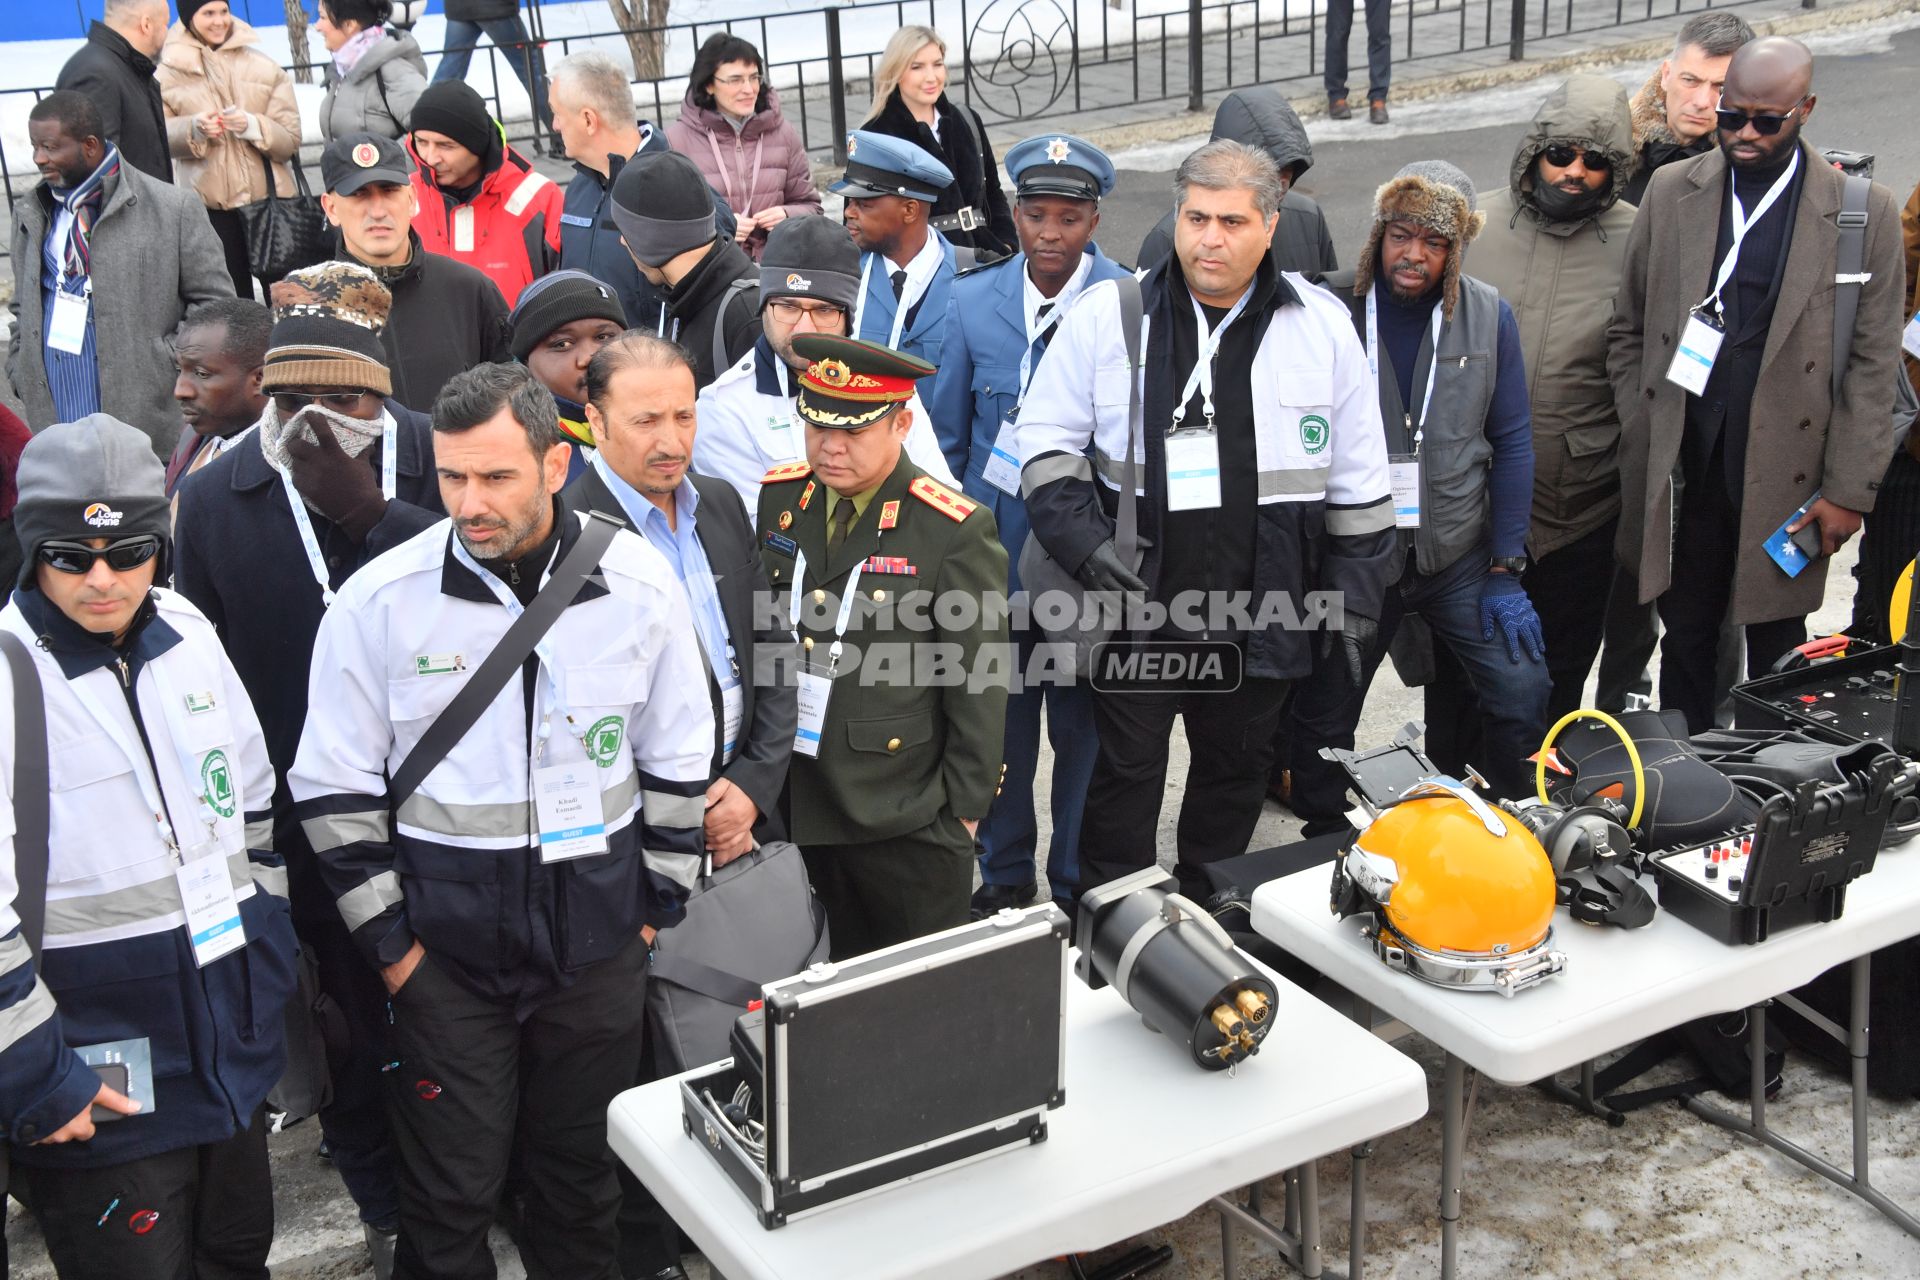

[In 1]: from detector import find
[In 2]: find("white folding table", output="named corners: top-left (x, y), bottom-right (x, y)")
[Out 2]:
top-left (1251, 840), bottom-right (1920, 1279)
top-left (608, 964), bottom-right (1426, 1280)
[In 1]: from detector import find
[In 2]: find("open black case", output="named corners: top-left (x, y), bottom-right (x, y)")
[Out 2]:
top-left (680, 904), bottom-right (1069, 1228)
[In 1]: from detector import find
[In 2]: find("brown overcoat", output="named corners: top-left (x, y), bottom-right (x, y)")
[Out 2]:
top-left (1607, 138), bottom-right (1905, 624)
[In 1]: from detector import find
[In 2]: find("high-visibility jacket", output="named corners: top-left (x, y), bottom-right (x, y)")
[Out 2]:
top-left (407, 128), bottom-right (562, 307)
top-left (0, 588), bottom-right (295, 1166)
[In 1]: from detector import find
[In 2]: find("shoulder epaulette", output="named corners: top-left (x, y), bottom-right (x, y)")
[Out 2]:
top-left (909, 475), bottom-right (980, 521)
top-left (762, 461), bottom-right (813, 483)
top-left (954, 255), bottom-right (1016, 281)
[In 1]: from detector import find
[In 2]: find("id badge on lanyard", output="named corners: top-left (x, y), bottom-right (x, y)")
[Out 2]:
top-left (983, 412), bottom-right (1024, 495)
top-left (1902, 310), bottom-right (1920, 360)
top-left (1666, 309), bottom-right (1726, 396)
top-left (533, 762), bottom-right (609, 862)
top-left (1166, 429), bottom-right (1222, 511)
top-left (720, 677), bottom-right (745, 763)
top-left (1388, 454), bottom-right (1422, 528)
top-left (48, 283), bottom-right (90, 355)
top-left (176, 857), bottom-right (246, 966)
top-left (788, 549), bottom-right (861, 758)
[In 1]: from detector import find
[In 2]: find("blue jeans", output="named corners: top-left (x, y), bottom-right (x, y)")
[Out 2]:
top-left (1324, 0), bottom-right (1393, 103)
top-left (1288, 546), bottom-right (1552, 832)
top-left (976, 625), bottom-right (1096, 898)
top-left (434, 15), bottom-right (549, 124)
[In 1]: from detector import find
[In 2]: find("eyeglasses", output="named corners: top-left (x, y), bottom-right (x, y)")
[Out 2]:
top-left (1541, 145), bottom-right (1613, 172)
top-left (37, 535), bottom-right (162, 575)
top-left (272, 389), bottom-right (376, 415)
top-left (1714, 97), bottom-right (1810, 136)
top-left (767, 299), bottom-right (846, 325)
top-left (714, 73), bottom-right (762, 88)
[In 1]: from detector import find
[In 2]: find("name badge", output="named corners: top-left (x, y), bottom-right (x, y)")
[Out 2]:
top-left (1665, 310), bottom-right (1725, 395)
top-left (415, 653), bottom-right (466, 676)
top-left (1165, 428), bottom-right (1222, 512)
top-left (1903, 310), bottom-right (1920, 360)
top-left (793, 663), bottom-right (833, 759)
top-left (983, 414), bottom-right (1024, 496)
top-left (720, 678), bottom-right (745, 763)
top-left (48, 288), bottom-right (90, 355)
top-left (184, 691), bottom-right (218, 715)
top-left (1388, 454), bottom-right (1422, 529)
top-left (534, 763), bottom-right (609, 862)
top-left (175, 855), bottom-right (246, 968)
top-left (766, 412), bottom-right (800, 461)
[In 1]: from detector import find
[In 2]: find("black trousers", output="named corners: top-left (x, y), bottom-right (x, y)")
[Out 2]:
top-left (1659, 457), bottom-right (1806, 734)
top-left (385, 936), bottom-right (650, 1280)
top-left (802, 809), bottom-right (975, 961)
top-left (1077, 674), bottom-right (1290, 902)
top-left (13, 1106), bottom-right (273, 1280)
top-left (203, 206), bottom-right (257, 299)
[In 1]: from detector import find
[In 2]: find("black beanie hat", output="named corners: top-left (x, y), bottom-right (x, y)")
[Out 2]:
top-left (180, 0), bottom-right (222, 31)
top-left (409, 81), bottom-right (497, 161)
top-left (759, 215), bottom-right (861, 312)
top-left (609, 151), bottom-right (718, 268)
top-left (508, 270), bottom-right (629, 362)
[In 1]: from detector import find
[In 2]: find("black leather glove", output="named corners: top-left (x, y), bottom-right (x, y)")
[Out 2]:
top-left (1320, 612), bottom-right (1378, 691)
top-left (1075, 540), bottom-right (1147, 595)
top-left (285, 416), bottom-right (389, 544)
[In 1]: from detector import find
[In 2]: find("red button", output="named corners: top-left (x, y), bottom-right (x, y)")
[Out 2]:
top-left (1799, 695), bottom-right (1820, 703)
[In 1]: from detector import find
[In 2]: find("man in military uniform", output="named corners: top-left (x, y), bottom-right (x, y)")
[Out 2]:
top-left (834, 131), bottom-right (962, 385)
top-left (926, 133), bottom-right (1132, 920)
top-left (757, 334), bottom-right (1010, 958)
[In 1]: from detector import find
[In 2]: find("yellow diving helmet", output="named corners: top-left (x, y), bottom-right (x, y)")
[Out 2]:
top-left (1331, 778), bottom-right (1567, 996)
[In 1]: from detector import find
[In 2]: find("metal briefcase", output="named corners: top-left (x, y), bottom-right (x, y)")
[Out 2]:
top-left (681, 903), bottom-right (1068, 1227)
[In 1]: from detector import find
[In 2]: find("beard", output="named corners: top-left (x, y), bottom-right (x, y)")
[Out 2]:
top-left (454, 496), bottom-right (551, 562)
top-left (1529, 178), bottom-right (1610, 221)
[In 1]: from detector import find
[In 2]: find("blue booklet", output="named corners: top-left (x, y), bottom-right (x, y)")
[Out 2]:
top-left (76, 1037), bottom-right (156, 1116)
top-left (1763, 493), bottom-right (1823, 578)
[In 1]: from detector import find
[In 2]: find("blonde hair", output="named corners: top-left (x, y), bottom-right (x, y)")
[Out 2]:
top-left (866, 26), bottom-right (948, 122)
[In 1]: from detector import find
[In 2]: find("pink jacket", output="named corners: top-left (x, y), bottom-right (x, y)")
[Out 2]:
top-left (666, 85), bottom-right (822, 261)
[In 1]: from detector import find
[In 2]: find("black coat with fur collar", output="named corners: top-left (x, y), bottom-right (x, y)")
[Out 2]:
top-left (866, 90), bottom-right (1016, 260)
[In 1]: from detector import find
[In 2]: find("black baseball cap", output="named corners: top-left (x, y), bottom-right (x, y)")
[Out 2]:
top-left (322, 132), bottom-right (415, 196)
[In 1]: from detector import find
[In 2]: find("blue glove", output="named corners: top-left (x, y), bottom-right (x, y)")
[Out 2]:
top-left (1480, 572), bottom-right (1545, 664)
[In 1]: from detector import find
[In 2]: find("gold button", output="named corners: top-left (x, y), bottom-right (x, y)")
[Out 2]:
top-left (814, 589), bottom-right (826, 604)
top-left (886, 737), bottom-right (902, 752)
top-left (872, 589), bottom-right (887, 603)
top-left (803, 636), bottom-right (815, 652)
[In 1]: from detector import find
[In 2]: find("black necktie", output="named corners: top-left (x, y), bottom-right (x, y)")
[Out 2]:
top-left (1035, 301), bottom-right (1056, 356)
top-left (828, 497), bottom-right (857, 554)
top-left (890, 269), bottom-right (908, 301)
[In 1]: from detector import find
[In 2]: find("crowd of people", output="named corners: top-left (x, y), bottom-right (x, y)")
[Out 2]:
top-left (2, 5), bottom-right (1917, 1279)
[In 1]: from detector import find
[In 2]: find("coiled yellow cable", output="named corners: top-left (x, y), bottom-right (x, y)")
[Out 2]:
top-left (1535, 709), bottom-right (1646, 832)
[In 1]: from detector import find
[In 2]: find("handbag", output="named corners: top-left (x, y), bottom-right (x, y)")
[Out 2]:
top-left (645, 839), bottom-right (831, 1074)
top-left (237, 150), bottom-right (330, 285)
top-left (1017, 274), bottom-right (1145, 678)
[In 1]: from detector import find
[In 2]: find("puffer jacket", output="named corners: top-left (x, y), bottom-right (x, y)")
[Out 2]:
top-left (666, 85), bottom-right (821, 261)
top-left (157, 20), bottom-right (301, 211)
top-left (1136, 87), bottom-right (1338, 276)
top-left (1473, 74), bottom-right (1638, 559)
top-left (319, 26), bottom-right (427, 143)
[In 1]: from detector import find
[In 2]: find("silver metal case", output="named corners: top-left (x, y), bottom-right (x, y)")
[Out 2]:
top-left (681, 903), bottom-right (1069, 1227)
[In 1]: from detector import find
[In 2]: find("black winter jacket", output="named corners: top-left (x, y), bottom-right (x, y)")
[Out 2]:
top-left (56, 22), bottom-right (172, 183)
top-left (1136, 87), bottom-right (1338, 278)
top-left (666, 237), bottom-right (762, 387)
top-left (334, 231), bottom-right (512, 413)
top-left (866, 90), bottom-right (1015, 260)
top-left (559, 122), bottom-right (739, 334)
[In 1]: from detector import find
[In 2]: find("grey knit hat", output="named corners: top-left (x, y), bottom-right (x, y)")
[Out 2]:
top-left (609, 151), bottom-right (718, 268)
top-left (13, 414), bottom-right (170, 589)
top-left (759, 215), bottom-right (861, 312)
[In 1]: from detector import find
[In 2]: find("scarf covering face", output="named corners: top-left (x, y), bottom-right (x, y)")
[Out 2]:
top-left (332, 24), bottom-right (386, 78)
top-left (52, 142), bottom-right (121, 284)
top-left (260, 402), bottom-right (391, 503)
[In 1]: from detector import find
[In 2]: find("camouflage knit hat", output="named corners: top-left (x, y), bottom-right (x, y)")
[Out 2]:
top-left (1354, 160), bottom-right (1488, 321)
top-left (263, 261), bottom-right (394, 396)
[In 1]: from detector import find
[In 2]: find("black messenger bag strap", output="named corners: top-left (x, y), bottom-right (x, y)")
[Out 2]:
top-left (1, 631), bottom-right (49, 960)
top-left (1114, 273), bottom-right (1144, 570)
top-left (388, 512), bottom-right (623, 807)
top-left (1831, 174), bottom-right (1871, 406)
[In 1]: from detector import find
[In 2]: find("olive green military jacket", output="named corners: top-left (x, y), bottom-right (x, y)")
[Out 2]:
top-left (757, 453), bottom-right (1010, 846)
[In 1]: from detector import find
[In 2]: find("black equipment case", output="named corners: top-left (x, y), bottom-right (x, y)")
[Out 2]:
top-left (680, 904), bottom-right (1069, 1228)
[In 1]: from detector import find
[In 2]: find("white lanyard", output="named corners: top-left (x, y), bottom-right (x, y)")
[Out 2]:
top-left (448, 533), bottom-right (577, 753)
top-left (1706, 150), bottom-right (1800, 318)
top-left (67, 657), bottom-right (182, 856)
top-left (787, 547), bottom-right (863, 672)
top-left (856, 254), bottom-right (929, 350)
top-left (1365, 286), bottom-right (1443, 452)
top-left (277, 413), bottom-right (398, 606)
top-left (656, 310), bottom-right (681, 341)
top-left (1016, 293), bottom-right (1074, 406)
top-left (1171, 291), bottom-right (1252, 431)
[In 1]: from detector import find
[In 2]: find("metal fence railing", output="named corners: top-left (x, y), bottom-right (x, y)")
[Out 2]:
top-left (2, 0), bottom-right (1797, 207)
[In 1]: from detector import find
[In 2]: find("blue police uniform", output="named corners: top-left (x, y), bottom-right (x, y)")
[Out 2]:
top-left (924, 134), bottom-right (1131, 909)
top-left (831, 131), bottom-right (960, 386)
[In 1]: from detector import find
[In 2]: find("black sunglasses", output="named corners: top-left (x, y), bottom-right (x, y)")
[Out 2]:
top-left (1541, 145), bottom-right (1613, 172)
top-left (37, 535), bottom-right (162, 575)
top-left (1715, 97), bottom-right (1809, 136)
top-left (273, 389), bottom-right (376, 415)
